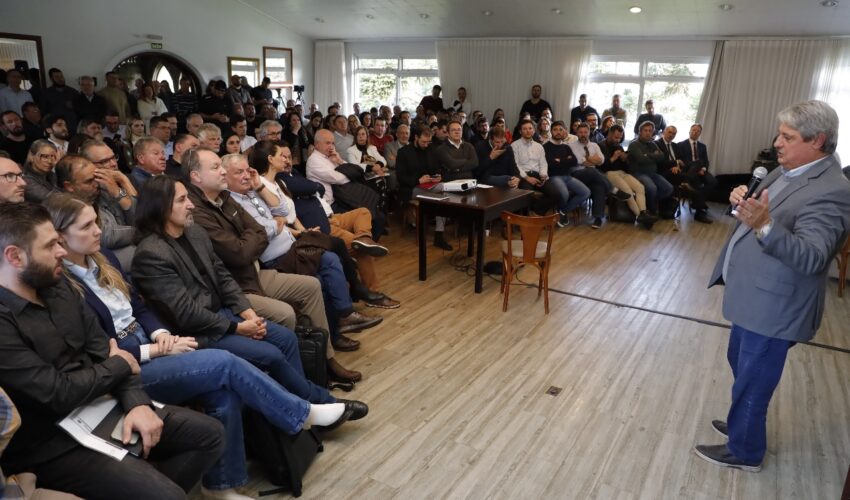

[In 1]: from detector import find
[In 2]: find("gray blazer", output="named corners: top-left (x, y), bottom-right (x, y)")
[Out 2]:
top-left (709, 155), bottom-right (850, 342)
top-left (131, 224), bottom-right (251, 346)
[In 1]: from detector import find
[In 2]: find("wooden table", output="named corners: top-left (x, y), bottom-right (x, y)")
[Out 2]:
top-left (417, 187), bottom-right (534, 293)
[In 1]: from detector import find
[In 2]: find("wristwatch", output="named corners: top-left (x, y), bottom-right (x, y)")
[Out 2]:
top-left (116, 188), bottom-right (128, 200)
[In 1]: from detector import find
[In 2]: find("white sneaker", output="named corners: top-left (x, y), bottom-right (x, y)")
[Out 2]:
top-left (201, 486), bottom-right (255, 499)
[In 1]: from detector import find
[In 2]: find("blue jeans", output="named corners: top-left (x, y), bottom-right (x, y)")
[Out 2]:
top-left (634, 173), bottom-right (673, 212)
top-left (212, 308), bottom-right (334, 404)
top-left (317, 251), bottom-right (352, 341)
top-left (726, 324), bottom-right (793, 464)
top-left (118, 332), bottom-right (312, 490)
top-left (570, 167), bottom-right (613, 218)
top-left (550, 175), bottom-right (591, 213)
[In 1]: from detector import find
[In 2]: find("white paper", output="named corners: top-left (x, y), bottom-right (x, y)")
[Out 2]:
top-left (58, 395), bottom-right (127, 461)
top-left (476, 183), bottom-right (493, 189)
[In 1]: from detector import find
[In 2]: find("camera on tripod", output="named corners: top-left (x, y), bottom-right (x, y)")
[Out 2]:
top-left (293, 85), bottom-right (305, 93)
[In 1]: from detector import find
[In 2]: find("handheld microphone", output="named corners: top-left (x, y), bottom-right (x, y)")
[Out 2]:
top-left (728, 166), bottom-right (768, 216)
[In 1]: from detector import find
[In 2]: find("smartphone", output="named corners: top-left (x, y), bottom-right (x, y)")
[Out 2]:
top-left (110, 415), bottom-right (140, 445)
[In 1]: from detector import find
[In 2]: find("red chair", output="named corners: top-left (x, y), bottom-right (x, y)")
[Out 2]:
top-left (500, 211), bottom-right (558, 314)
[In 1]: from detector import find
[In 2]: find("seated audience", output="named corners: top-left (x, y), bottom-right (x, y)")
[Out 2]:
top-left (65, 146), bottom-right (139, 267)
top-left (513, 119), bottom-right (568, 215)
top-left (432, 120), bottom-right (477, 181)
top-left (369, 117), bottom-right (393, 156)
top-left (186, 112), bottom-right (204, 136)
top-left (255, 119), bottom-right (283, 144)
top-left (46, 194), bottom-right (363, 499)
top-left (628, 121), bottom-right (674, 217)
top-left (149, 115), bottom-right (174, 157)
top-left (536, 117), bottom-right (552, 144)
top-left (568, 123), bottom-right (633, 229)
top-left (184, 148), bottom-right (379, 352)
top-left (196, 123), bottom-right (223, 151)
top-left (469, 116), bottom-right (490, 146)
top-left (586, 113), bottom-right (605, 143)
top-left (230, 114), bottom-right (256, 153)
top-left (282, 111), bottom-right (311, 172)
top-left (44, 114), bottom-right (70, 157)
top-left (259, 142), bottom-right (398, 310)
top-left (22, 139), bottom-right (59, 203)
top-left (130, 136), bottom-right (166, 189)
top-left (347, 126), bottom-right (389, 176)
top-left (21, 102), bottom-right (43, 142)
top-left (474, 127), bottom-right (520, 188)
top-left (1, 111), bottom-right (33, 165)
top-left (131, 175), bottom-right (351, 402)
top-left (166, 133), bottom-right (199, 178)
top-left (0, 202), bottom-right (224, 499)
top-left (395, 126), bottom-right (455, 250)
top-left (332, 115), bottom-right (354, 154)
top-left (199, 80), bottom-right (230, 128)
top-left (383, 123), bottom-right (409, 170)
top-left (542, 121), bottom-right (591, 228)
top-left (677, 123), bottom-right (718, 222)
top-left (599, 125), bottom-right (656, 229)
top-left (0, 157), bottom-right (25, 203)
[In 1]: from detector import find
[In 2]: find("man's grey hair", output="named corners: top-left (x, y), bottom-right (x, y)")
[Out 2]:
top-left (256, 120), bottom-right (282, 139)
top-left (196, 123), bottom-right (221, 140)
top-left (220, 153), bottom-right (247, 171)
top-left (776, 100), bottom-right (838, 154)
top-left (79, 139), bottom-right (110, 160)
top-left (133, 136), bottom-right (164, 160)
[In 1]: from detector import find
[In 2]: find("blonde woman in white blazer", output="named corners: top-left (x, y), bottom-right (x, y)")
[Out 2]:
top-left (347, 126), bottom-right (388, 176)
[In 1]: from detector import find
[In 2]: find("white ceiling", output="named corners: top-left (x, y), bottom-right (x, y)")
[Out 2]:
top-left (241, 0), bottom-right (850, 40)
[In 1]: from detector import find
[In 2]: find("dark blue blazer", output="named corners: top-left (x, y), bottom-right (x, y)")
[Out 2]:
top-left (677, 139), bottom-right (709, 169)
top-left (275, 171), bottom-right (332, 234)
top-left (70, 248), bottom-right (166, 361)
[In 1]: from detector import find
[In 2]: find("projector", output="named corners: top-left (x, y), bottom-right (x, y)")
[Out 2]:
top-left (442, 179), bottom-right (477, 192)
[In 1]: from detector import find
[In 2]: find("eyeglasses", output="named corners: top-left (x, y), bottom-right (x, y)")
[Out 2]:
top-left (0, 172), bottom-right (24, 183)
top-left (92, 155), bottom-right (117, 166)
top-left (248, 194), bottom-right (268, 216)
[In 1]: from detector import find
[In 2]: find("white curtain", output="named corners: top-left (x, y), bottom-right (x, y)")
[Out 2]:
top-left (814, 39), bottom-right (850, 166)
top-left (437, 39), bottom-right (590, 124)
top-left (313, 41), bottom-right (348, 113)
top-left (698, 40), bottom-right (836, 175)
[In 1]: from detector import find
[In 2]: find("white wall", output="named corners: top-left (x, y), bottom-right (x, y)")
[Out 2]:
top-left (0, 0), bottom-right (314, 100)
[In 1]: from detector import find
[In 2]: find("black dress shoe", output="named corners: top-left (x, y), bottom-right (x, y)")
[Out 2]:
top-left (711, 419), bottom-right (728, 437)
top-left (695, 211), bottom-right (713, 224)
top-left (335, 399), bottom-right (369, 420)
top-left (612, 189), bottom-right (633, 201)
top-left (693, 444), bottom-right (761, 472)
top-left (331, 335), bottom-right (360, 352)
top-left (314, 406), bottom-right (354, 432)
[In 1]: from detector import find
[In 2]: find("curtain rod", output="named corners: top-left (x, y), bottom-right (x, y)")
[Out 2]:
top-left (326, 35), bottom-right (850, 43)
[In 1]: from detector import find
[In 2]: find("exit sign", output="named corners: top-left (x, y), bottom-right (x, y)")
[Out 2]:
top-left (150, 43), bottom-right (163, 49)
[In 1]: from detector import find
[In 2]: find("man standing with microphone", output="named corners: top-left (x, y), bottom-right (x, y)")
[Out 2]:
top-left (695, 100), bottom-right (850, 471)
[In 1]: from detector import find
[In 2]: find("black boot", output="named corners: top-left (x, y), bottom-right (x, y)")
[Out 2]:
top-left (434, 232), bottom-right (453, 251)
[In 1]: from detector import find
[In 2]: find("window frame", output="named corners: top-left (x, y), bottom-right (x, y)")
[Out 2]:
top-left (353, 55), bottom-right (439, 108)
top-left (587, 55), bottom-right (710, 139)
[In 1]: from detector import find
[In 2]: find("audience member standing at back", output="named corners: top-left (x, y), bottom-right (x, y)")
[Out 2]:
top-left (634, 100), bottom-right (666, 140)
top-left (520, 84), bottom-right (552, 122)
top-left (570, 94), bottom-right (598, 125)
top-left (419, 85), bottom-right (444, 115)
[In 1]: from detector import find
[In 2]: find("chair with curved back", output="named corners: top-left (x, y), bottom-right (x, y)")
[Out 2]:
top-left (500, 211), bottom-right (558, 314)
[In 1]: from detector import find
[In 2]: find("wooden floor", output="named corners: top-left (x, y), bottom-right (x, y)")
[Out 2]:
top-left (240, 204), bottom-right (850, 499)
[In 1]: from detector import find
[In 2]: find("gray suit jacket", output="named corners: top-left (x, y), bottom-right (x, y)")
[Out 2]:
top-left (131, 224), bottom-right (251, 346)
top-left (709, 155), bottom-right (850, 342)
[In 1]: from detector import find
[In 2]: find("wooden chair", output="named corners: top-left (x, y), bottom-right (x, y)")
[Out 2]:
top-left (500, 211), bottom-right (558, 314)
top-left (837, 235), bottom-right (850, 297)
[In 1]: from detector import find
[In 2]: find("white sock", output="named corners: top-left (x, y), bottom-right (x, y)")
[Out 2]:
top-left (305, 403), bottom-right (345, 427)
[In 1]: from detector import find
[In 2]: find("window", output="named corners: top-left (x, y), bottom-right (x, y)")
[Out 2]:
top-left (587, 57), bottom-right (709, 141)
top-left (354, 57), bottom-right (439, 111)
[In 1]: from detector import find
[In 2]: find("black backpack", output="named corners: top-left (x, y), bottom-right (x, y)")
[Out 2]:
top-left (243, 408), bottom-right (323, 497)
